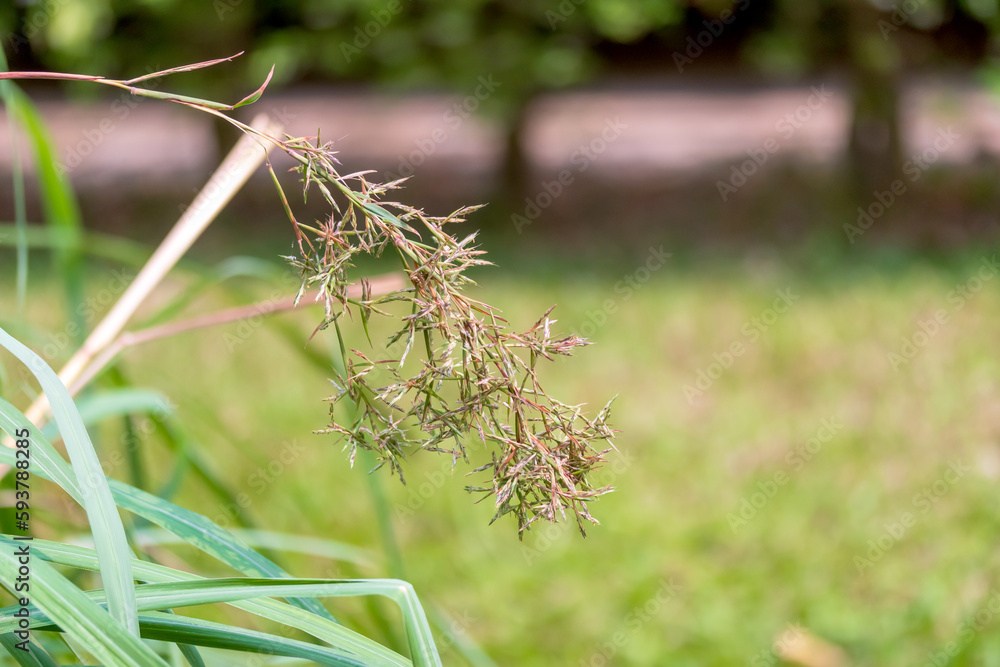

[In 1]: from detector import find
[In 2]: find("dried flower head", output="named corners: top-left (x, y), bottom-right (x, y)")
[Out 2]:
top-left (266, 133), bottom-right (618, 536)
top-left (0, 53), bottom-right (620, 538)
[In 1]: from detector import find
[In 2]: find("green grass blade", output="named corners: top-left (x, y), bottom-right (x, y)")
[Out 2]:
top-left (356, 447), bottom-right (409, 651)
top-left (123, 414), bottom-right (148, 493)
top-left (72, 388), bottom-right (174, 425)
top-left (0, 327), bottom-right (139, 637)
top-left (232, 65), bottom-right (274, 109)
top-left (381, 582), bottom-right (442, 667)
top-left (131, 528), bottom-right (377, 569)
top-left (51, 385), bottom-right (172, 494)
top-left (41, 388), bottom-right (173, 441)
top-left (0, 549), bottom-right (167, 665)
top-left (120, 445), bottom-right (335, 619)
top-left (4, 88), bottom-right (86, 338)
top-left (428, 604), bottom-right (498, 667)
top-left (0, 632), bottom-right (59, 667)
top-left (133, 256), bottom-right (289, 330)
top-left (359, 448), bottom-right (407, 580)
top-left (105, 480), bottom-right (334, 618)
top-left (2, 537), bottom-right (410, 667)
top-left (110, 86), bottom-right (235, 111)
top-left (141, 579), bottom-right (438, 667)
top-left (360, 202), bottom-right (414, 233)
top-left (0, 578), bottom-right (441, 667)
top-left (0, 404), bottom-right (334, 623)
top-left (26, 612), bottom-right (365, 666)
top-left (0, 50), bottom-right (29, 314)
top-left (145, 418), bottom-right (249, 526)
top-left (175, 642), bottom-right (206, 667)
top-left (0, 223), bottom-right (156, 268)
top-left (0, 379), bottom-right (333, 623)
top-left (0, 397), bottom-right (82, 503)
top-left (135, 613), bottom-right (365, 666)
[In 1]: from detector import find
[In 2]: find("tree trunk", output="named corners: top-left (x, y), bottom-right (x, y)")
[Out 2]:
top-left (848, 67), bottom-right (903, 200)
top-left (498, 97), bottom-right (533, 217)
top-left (844, 0), bottom-right (904, 202)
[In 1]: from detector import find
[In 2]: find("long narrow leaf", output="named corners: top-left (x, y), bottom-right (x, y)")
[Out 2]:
top-left (0, 327), bottom-right (139, 637)
top-left (0, 50), bottom-right (29, 313)
top-left (0, 388), bottom-right (333, 622)
top-left (0, 397), bottom-right (82, 502)
top-left (4, 88), bottom-right (86, 338)
top-left (42, 388), bottom-right (173, 441)
top-left (176, 642), bottom-right (206, 667)
top-left (10, 537), bottom-right (409, 667)
top-left (0, 223), bottom-right (161, 268)
top-left (134, 611), bottom-right (358, 665)
top-left (0, 631), bottom-right (59, 667)
top-left (0, 549), bottom-right (166, 665)
top-left (27, 613), bottom-right (366, 667)
top-left (130, 528), bottom-right (376, 569)
top-left (133, 255), bottom-right (291, 329)
top-left (0, 577), bottom-right (441, 667)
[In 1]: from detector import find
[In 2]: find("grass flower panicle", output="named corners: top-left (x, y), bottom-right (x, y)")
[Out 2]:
top-left (1, 53), bottom-right (619, 537)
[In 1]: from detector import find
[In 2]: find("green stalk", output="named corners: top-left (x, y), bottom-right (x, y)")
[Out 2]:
top-left (0, 50), bottom-right (28, 313)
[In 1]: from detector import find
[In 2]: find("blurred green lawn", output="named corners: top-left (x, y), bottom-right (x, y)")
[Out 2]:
top-left (5, 244), bottom-right (1000, 665)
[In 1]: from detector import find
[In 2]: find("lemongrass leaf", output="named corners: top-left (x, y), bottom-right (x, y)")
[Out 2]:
top-left (0, 549), bottom-right (166, 665)
top-left (0, 327), bottom-right (139, 637)
top-left (8, 536), bottom-right (409, 667)
top-left (233, 65), bottom-right (274, 109)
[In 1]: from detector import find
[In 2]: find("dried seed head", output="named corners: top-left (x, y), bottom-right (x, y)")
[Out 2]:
top-left (273, 131), bottom-right (617, 537)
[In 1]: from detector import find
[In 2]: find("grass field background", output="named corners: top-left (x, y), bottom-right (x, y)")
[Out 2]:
top-left (4, 241), bottom-right (1000, 665)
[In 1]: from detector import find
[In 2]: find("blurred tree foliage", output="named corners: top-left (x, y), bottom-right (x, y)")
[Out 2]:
top-left (1, 0), bottom-right (680, 99)
top-left (739, 0), bottom-right (996, 199)
top-left (0, 0), bottom-right (681, 203)
top-left (1, 0), bottom-right (997, 200)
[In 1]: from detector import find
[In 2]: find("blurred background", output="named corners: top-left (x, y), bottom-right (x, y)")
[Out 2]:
top-left (3, 0), bottom-right (1000, 664)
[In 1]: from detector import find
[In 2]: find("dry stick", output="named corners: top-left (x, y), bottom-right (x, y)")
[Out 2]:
top-left (21, 112), bottom-right (283, 428)
top-left (68, 274), bottom-right (407, 396)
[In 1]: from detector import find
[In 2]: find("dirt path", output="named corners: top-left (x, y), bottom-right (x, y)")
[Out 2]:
top-left (0, 80), bottom-right (995, 193)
